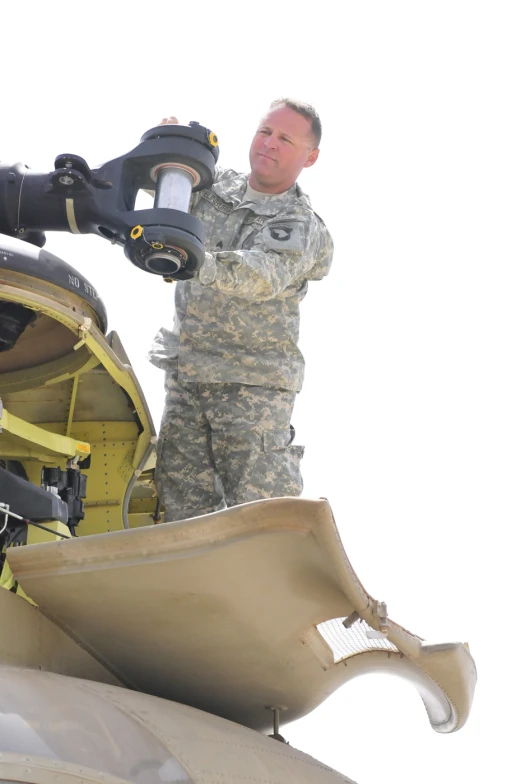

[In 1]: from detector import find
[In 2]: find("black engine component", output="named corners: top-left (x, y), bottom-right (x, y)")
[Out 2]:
top-left (0, 301), bottom-right (36, 352)
top-left (0, 234), bottom-right (108, 334)
top-left (0, 122), bottom-right (219, 281)
top-left (0, 466), bottom-right (68, 524)
top-left (42, 466), bottom-right (87, 535)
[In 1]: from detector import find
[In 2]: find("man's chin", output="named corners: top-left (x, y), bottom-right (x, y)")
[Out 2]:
top-left (252, 163), bottom-right (277, 182)
top-left (251, 175), bottom-right (276, 190)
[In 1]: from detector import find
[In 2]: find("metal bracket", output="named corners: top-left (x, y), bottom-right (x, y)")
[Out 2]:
top-left (73, 316), bottom-right (93, 350)
top-left (266, 706), bottom-right (288, 744)
top-left (366, 600), bottom-right (390, 639)
top-left (342, 610), bottom-right (360, 629)
top-left (0, 404), bottom-right (90, 460)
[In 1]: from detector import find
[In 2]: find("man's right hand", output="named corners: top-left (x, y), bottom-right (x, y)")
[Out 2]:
top-left (159, 116), bottom-right (179, 125)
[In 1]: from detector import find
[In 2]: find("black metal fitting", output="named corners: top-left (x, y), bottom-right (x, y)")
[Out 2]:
top-left (0, 122), bottom-right (220, 281)
top-left (42, 466), bottom-right (88, 535)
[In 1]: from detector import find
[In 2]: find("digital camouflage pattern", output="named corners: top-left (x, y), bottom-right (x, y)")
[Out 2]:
top-left (151, 166), bottom-right (332, 520)
top-left (149, 167), bottom-right (334, 392)
top-left (155, 368), bottom-right (302, 522)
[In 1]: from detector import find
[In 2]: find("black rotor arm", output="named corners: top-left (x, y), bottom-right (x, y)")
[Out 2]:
top-left (0, 122), bottom-right (219, 281)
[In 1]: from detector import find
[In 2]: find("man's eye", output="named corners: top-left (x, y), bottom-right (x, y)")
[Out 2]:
top-left (259, 129), bottom-right (270, 135)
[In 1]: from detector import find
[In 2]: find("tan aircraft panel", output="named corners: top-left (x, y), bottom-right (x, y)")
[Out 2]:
top-left (0, 668), bottom-right (355, 784)
top-left (0, 587), bottom-right (120, 686)
top-left (8, 498), bottom-right (476, 733)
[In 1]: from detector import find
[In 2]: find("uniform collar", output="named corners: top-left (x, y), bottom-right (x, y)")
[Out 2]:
top-left (212, 172), bottom-right (308, 216)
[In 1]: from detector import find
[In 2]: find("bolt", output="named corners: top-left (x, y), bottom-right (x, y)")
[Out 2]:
top-left (59, 175), bottom-right (74, 186)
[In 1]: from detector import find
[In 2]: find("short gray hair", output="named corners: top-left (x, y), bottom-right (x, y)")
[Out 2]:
top-left (269, 98), bottom-right (322, 147)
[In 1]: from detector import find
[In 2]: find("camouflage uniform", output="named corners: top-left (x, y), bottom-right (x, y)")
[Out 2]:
top-left (150, 168), bottom-right (334, 521)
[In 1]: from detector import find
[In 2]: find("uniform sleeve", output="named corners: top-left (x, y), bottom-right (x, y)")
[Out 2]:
top-left (197, 213), bottom-right (334, 301)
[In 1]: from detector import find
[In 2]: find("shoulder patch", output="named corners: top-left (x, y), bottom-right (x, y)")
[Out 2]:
top-left (269, 224), bottom-right (294, 242)
top-left (262, 218), bottom-right (306, 252)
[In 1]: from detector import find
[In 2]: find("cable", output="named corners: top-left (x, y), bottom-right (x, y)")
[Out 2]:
top-left (26, 520), bottom-right (70, 539)
top-left (0, 504), bottom-right (70, 540)
top-left (16, 166), bottom-right (28, 235)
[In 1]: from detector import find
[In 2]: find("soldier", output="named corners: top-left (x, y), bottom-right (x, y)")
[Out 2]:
top-left (149, 99), bottom-right (334, 522)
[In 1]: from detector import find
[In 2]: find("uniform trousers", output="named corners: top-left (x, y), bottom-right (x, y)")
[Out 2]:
top-left (155, 368), bottom-right (304, 522)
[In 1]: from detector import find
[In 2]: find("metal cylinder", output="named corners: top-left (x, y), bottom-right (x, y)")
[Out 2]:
top-left (154, 167), bottom-right (194, 212)
top-left (144, 251), bottom-right (182, 275)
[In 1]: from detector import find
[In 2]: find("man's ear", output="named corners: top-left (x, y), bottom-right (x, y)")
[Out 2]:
top-left (303, 148), bottom-right (320, 169)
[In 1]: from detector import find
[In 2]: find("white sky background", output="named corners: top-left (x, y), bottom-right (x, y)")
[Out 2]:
top-left (2, 1), bottom-right (520, 781)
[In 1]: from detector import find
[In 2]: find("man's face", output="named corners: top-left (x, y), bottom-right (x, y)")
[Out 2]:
top-left (248, 106), bottom-right (319, 193)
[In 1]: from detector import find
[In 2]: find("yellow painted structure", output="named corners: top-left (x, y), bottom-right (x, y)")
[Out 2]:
top-left (0, 269), bottom-right (160, 538)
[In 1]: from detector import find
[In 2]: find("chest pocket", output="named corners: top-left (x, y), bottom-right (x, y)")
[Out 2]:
top-left (241, 218), bottom-right (306, 253)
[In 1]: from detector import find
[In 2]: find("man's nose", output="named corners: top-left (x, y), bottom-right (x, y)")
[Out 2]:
top-left (264, 133), bottom-right (278, 150)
